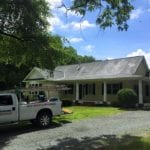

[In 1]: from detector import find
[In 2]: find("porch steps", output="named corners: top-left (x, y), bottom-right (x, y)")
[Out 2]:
top-left (143, 103), bottom-right (150, 110)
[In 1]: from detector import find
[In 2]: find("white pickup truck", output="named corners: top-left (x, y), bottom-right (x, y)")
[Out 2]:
top-left (0, 93), bottom-right (62, 128)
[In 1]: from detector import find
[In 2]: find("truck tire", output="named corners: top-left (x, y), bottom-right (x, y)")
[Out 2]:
top-left (37, 112), bottom-right (52, 128)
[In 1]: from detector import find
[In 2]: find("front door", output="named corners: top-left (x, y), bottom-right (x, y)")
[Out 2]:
top-left (0, 95), bottom-right (18, 124)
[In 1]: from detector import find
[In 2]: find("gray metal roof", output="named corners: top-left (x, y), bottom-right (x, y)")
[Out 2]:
top-left (54, 56), bottom-right (145, 81)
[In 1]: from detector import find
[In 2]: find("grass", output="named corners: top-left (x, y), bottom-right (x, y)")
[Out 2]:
top-left (54, 106), bottom-right (123, 122)
top-left (103, 135), bottom-right (150, 150)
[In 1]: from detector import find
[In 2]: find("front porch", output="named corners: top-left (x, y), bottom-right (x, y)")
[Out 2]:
top-left (59, 79), bottom-right (150, 106)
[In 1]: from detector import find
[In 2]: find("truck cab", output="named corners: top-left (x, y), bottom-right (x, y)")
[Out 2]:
top-left (0, 94), bottom-right (18, 124)
top-left (0, 93), bottom-right (62, 127)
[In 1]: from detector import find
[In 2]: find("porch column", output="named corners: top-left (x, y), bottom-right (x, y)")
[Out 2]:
top-left (76, 82), bottom-right (79, 101)
top-left (103, 82), bottom-right (107, 103)
top-left (138, 79), bottom-right (143, 105)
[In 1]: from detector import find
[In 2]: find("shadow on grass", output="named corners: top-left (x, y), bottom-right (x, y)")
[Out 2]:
top-left (118, 107), bottom-right (150, 111)
top-left (38, 134), bottom-right (150, 150)
top-left (0, 119), bottom-right (71, 149)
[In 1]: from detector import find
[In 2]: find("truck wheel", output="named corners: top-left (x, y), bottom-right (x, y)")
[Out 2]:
top-left (37, 112), bottom-right (52, 128)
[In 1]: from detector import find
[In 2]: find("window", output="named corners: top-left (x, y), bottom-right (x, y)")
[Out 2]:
top-left (35, 91), bottom-right (38, 95)
top-left (85, 84), bottom-right (88, 95)
top-left (145, 71), bottom-right (150, 77)
top-left (112, 84), bottom-right (122, 94)
top-left (133, 85), bottom-right (139, 95)
top-left (82, 84), bottom-right (95, 96)
top-left (93, 84), bottom-right (95, 95)
top-left (35, 84), bottom-right (38, 87)
top-left (145, 85), bottom-right (149, 96)
top-left (102, 83), bottom-right (122, 95)
top-left (39, 84), bottom-right (42, 87)
top-left (82, 84), bottom-right (86, 96)
top-left (0, 95), bottom-right (13, 106)
top-left (107, 84), bottom-right (112, 94)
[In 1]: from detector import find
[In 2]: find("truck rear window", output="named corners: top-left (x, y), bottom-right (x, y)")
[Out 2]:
top-left (0, 95), bottom-right (13, 106)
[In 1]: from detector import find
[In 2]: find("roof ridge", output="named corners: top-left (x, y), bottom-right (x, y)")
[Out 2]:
top-left (55, 56), bottom-right (144, 68)
top-left (101, 55), bottom-right (144, 61)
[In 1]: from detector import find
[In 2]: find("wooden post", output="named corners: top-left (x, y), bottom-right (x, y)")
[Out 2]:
top-left (76, 82), bottom-right (79, 101)
top-left (138, 79), bottom-right (143, 106)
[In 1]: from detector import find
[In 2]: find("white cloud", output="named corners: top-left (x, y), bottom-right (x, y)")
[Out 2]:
top-left (106, 57), bottom-right (114, 60)
top-left (46, 0), bottom-right (82, 32)
top-left (130, 8), bottom-right (143, 20)
top-left (46, 0), bottom-right (62, 9)
top-left (47, 15), bottom-right (63, 31)
top-left (47, 17), bottom-right (95, 32)
top-left (62, 20), bottom-right (95, 30)
top-left (127, 49), bottom-right (150, 67)
top-left (84, 45), bottom-right (95, 53)
top-left (68, 37), bottom-right (83, 43)
top-left (73, 20), bottom-right (95, 30)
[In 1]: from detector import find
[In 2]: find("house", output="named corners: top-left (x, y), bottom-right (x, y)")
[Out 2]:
top-left (23, 56), bottom-right (150, 106)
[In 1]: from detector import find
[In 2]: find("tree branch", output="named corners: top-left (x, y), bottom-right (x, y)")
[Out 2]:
top-left (0, 30), bottom-right (36, 42)
top-left (0, 30), bottom-right (24, 41)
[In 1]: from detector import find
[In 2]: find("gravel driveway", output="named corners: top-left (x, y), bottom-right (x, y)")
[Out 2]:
top-left (1, 110), bottom-right (150, 150)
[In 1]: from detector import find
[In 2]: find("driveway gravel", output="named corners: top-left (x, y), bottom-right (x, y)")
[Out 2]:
top-left (1, 110), bottom-right (150, 150)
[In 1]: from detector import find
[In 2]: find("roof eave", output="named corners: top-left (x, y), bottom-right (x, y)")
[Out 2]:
top-left (53, 75), bottom-right (143, 82)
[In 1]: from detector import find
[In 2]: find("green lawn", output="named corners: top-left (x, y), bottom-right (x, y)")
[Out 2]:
top-left (115, 136), bottom-right (150, 150)
top-left (98, 135), bottom-right (150, 150)
top-left (54, 106), bottom-right (123, 122)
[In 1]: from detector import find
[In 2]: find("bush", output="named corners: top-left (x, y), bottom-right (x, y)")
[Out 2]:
top-left (117, 88), bottom-right (138, 108)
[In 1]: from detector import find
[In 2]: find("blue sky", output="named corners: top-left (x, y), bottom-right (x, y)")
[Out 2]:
top-left (47, 0), bottom-right (150, 67)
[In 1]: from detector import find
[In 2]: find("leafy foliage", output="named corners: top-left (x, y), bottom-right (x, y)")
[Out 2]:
top-left (68, 0), bottom-right (134, 31)
top-left (0, 0), bottom-right (49, 40)
top-left (0, 0), bottom-right (95, 90)
top-left (117, 88), bottom-right (138, 108)
top-left (0, 0), bottom-right (52, 68)
top-left (0, 64), bottom-right (29, 90)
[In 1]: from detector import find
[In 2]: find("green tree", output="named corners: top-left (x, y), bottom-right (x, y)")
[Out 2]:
top-left (78, 55), bottom-right (95, 63)
top-left (57, 46), bottom-right (95, 65)
top-left (0, 0), bottom-right (49, 40)
top-left (0, 0), bottom-right (53, 68)
top-left (64, 0), bottom-right (134, 31)
top-left (0, 0), bottom-right (96, 90)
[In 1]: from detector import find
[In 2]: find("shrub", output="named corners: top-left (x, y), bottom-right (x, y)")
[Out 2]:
top-left (117, 88), bottom-right (138, 108)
